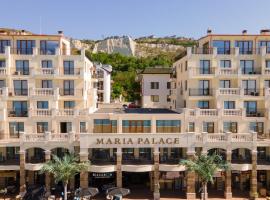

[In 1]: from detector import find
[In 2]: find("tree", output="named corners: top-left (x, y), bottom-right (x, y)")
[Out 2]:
top-left (40, 154), bottom-right (90, 200)
top-left (180, 153), bottom-right (229, 200)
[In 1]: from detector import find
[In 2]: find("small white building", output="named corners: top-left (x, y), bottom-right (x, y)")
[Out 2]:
top-left (95, 63), bottom-right (112, 104)
top-left (138, 67), bottom-right (172, 108)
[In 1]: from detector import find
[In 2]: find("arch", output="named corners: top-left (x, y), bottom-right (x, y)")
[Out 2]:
top-left (207, 148), bottom-right (227, 160)
top-left (51, 147), bottom-right (70, 158)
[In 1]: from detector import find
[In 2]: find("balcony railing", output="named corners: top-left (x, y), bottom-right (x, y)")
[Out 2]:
top-left (192, 48), bottom-right (213, 54)
top-left (217, 88), bottom-right (241, 95)
top-left (223, 109), bottom-right (243, 116)
top-left (31, 109), bottom-right (52, 117)
top-left (189, 89), bottom-right (213, 96)
top-left (218, 68), bottom-right (238, 75)
top-left (13, 89), bottom-right (28, 96)
top-left (56, 109), bottom-right (75, 116)
top-left (243, 89), bottom-right (262, 96)
top-left (20, 132), bottom-right (75, 143)
top-left (8, 109), bottom-right (28, 117)
top-left (31, 88), bottom-right (54, 96)
top-left (246, 109), bottom-right (265, 117)
top-left (59, 88), bottom-right (83, 97)
top-left (0, 68), bottom-right (7, 75)
top-left (199, 109), bottom-right (218, 116)
top-left (0, 158), bottom-right (19, 165)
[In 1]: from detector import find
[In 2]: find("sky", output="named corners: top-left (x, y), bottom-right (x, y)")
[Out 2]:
top-left (0, 0), bottom-right (270, 40)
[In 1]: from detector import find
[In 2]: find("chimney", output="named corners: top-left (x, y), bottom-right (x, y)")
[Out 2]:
top-left (207, 28), bottom-right (212, 35)
top-left (21, 29), bottom-right (26, 35)
top-left (260, 29), bottom-right (270, 35)
top-left (242, 30), bottom-right (247, 35)
top-left (58, 31), bottom-right (63, 36)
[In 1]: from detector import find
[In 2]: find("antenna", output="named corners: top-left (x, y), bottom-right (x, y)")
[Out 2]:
top-left (39, 16), bottom-right (42, 34)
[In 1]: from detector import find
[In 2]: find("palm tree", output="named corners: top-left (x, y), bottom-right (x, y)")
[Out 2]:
top-left (180, 153), bottom-right (229, 200)
top-left (40, 153), bottom-right (90, 200)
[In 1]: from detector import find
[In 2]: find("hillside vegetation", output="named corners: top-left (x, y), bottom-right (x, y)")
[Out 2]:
top-left (85, 51), bottom-right (173, 101)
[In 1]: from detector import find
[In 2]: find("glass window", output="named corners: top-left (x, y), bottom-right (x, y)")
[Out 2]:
top-left (167, 82), bottom-right (170, 89)
top-left (220, 80), bottom-right (231, 88)
top-left (0, 60), bottom-right (5, 68)
top-left (264, 80), bottom-right (270, 88)
top-left (122, 120), bottom-right (151, 133)
top-left (0, 80), bottom-right (5, 88)
top-left (63, 61), bottom-right (75, 75)
top-left (235, 41), bottom-right (253, 54)
top-left (213, 40), bottom-right (230, 54)
top-left (12, 101), bottom-right (28, 117)
top-left (63, 80), bottom-right (74, 95)
top-left (223, 122), bottom-right (237, 133)
top-left (203, 122), bottom-right (214, 133)
top-left (156, 120), bottom-right (181, 133)
top-left (64, 101), bottom-right (75, 109)
top-left (93, 119), bottom-right (117, 133)
top-left (240, 60), bottom-right (254, 74)
top-left (37, 122), bottom-right (48, 133)
top-left (42, 60), bottom-right (53, 68)
top-left (42, 80), bottom-right (53, 88)
top-left (224, 101), bottom-right (235, 109)
top-left (244, 101), bottom-right (257, 116)
top-left (0, 40), bottom-right (10, 53)
top-left (188, 122), bottom-right (195, 132)
top-left (16, 40), bottom-right (35, 54)
top-left (242, 80), bottom-right (257, 95)
top-left (13, 80), bottom-right (28, 96)
top-left (150, 82), bottom-right (159, 89)
top-left (80, 122), bottom-right (87, 133)
top-left (151, 95), bottom-right (159, 102)
top-left (197, 101), bottom-right (209, 109)
top-left (16, 60), bottom-right (29, 75)
top-left (37, 101), bottom-right (48, 109)
top-left (259, 41), bottom-right (270, 53)
top-left (220, 60), bottom-right (231, 68)
top-left (200, 60), bottom-right (210, 74)
top-left (40, 40), bottom-right (59, 55)
top-left (249, 122), bottom-right (264, 135)
top-left (9, 122), bottom-right (24, 138)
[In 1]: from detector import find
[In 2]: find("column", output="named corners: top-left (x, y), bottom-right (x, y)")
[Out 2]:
top-left (116, 148), bottom-right (122, 188)
top-left (80, 149), bottom-right (89, 189)
top-left (153, 147), bottom-right (160, 200)
top-left (224, 150), bottom-right (232, 199)
top-left (186, 150), bottom-right (196, 200)
top-left (19, 150), bottom-right (26, 192)
top-left (45, 150), bottom-right (51, 193)
top-left (250, 150), bottom-right (258, 199)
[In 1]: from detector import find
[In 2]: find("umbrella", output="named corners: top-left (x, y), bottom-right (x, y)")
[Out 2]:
top-left (106, 187), bottom-right (130, 197)
top-left (74, 187), bottom-right (99, 199)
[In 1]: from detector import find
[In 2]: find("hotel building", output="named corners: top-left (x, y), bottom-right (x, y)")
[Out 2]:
top-left (0, 28), bottom-right (269, 200)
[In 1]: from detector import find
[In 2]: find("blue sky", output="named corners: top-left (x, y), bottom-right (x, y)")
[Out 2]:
top-left (0, 0), bottom-right (269, 40)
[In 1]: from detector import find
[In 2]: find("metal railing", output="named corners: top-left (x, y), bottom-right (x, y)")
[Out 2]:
top-left (189, 88), bottom-right (213, 96)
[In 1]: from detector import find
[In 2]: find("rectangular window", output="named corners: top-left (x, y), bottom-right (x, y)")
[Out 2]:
top-left (16, 40), bottom-right (35, 55)
top-left (41, 60), bottom-right (53, 68)
top-left (167, 95), bottom-right (170, 102)
top-left (240, 60), bottom-right (255, 74)
top-left (9, 122), bottom-right (24, 138)
top-left (60, 122), bottom-right (72, 133)
top-left (37, 101), bottom-right (49, 109)
top-left (64, 101), bottom-right (75, 109)
top-left (150, 82), bottom-right (159, 89)
top-left (80, 122), bottom-right (87, 133)
top-left (185, 80), bottom-right (187, 91)
top-left (12, 101), bottom-right (28, 117)
top-left (188, 122), bottom-right (195, 132)
top-left (13, 80), bottom-right (28, 96)
top-left (122, 120), bottom-right (151, 133)
top-left (259, 41), bottom-right (270, 53)
top-left (242, 80), bottom-right (257, 95)
top-left (167, 82), bottom-right (170, 89)
top-left (16, 60), bottom-right (29, 75)
top-left (40, 40), bottom-right (59, 55)
top-left (223, 122), bottom-right (237, 133)
top-left (213, 40), bottom-right (230, 54)
top-left (63, 61), bottom-right (75, 75)
top-left (235, 41), bottom-right (253, 54)
top-left (219, 80), bottom-right (231, 88)
top-left (0, 60), bottom-right (5, 68)
top-left (185, 61), bottom-right (188, 71)
top-left (203, 122), bottom-right (214, 133)
top-left (0, 40), bottom-right (10, 53)
top-left (198, 80), bottom-right (210, 95)
top-left (93, 119), bottom-right (117, 133)
top-left (151, 95), bottom-right (159, 102)
top-left (264, 80), bottom-right (270, 88)
top-left (42, 80), bottom-right (53, 88)
top-left (156, 120), bottom-right (181, 133)
top-left (197, 101), bottom-right (209, 109)
top-left (224, 101), bottom-right (235, 109)
top-left (244, 101), bottom-right (257, 117)
top-left (63, 80), bottom-right (74, 95)
top-left (0, 80), bottom-right (5, 88)
top-left (249, 122), bottom-right (264, 135)
top-left (200, 60), bottom-right (211, 74)
top-left (37, 122), bottom-right (48, 133)
top-left (220, 60), bottom-right (231, 68)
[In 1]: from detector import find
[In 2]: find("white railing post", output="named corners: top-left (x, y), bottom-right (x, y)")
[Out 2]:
top-left (226, 132), bottom-right (232, 144)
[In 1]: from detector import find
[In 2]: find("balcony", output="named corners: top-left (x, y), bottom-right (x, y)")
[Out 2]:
top-left (56, 109), bottom-right (75, 116)
top-left (59, 89), bottom-right (83, 97)
top-left (59, 68), bottom-right (81, 76)
top-left (31, 109), bottom-right (52, 117)
top-left (20, 132), bottom-right (75, 143)
top-left (13, 89), bottom-right (28, 96)
top-left (223, 109), bottom-right (243, 116)
top-left (189, 89), bottom-right (213, 96)
top-left (0, 68), bottom-right (7, 76)
top-left (33, 68), bottom-right (55, 76)
top-left (31, 88), bottom-right (54, 97)
top-left (217, 88), bottom-right (241, 96)
top-left (11, 48), bottom-right (34, 55)
top-left (243, 89), bottom-right (262, 96)
top-left (245, 109), bottom-right (265, 117)
top-left (159, 157), bottom-right (185, 164)
top-left (241, 68), bottom-right (261, 75)
top-left (217, 68), bottom-right (238, 76)
top-left (8, 109), bottom-right (28, 117)
top-left (188, 67), bottom-right (215, 76)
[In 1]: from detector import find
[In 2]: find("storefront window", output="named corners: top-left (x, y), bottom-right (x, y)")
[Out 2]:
top-left (93, 119), bottom-right (117, 133)
top-left (122, 120), bottom-right (151, 133)
top-left (156, 120), bottom-right (181, 133)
